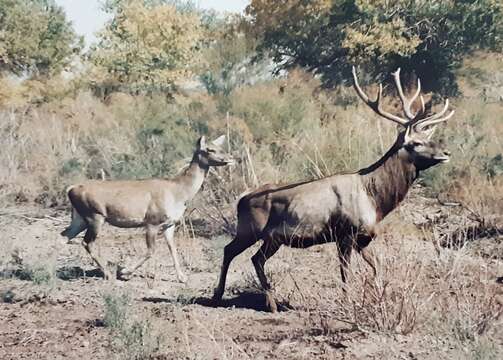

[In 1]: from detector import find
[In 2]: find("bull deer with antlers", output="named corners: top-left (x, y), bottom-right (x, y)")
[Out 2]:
top-left (213, 67), bottom-right (454, 312)
top-left (61, 135), bottom-right (233, 282)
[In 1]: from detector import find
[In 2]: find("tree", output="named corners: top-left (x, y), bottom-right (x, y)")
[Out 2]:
top-left (246, 0), bottom-right (503, 95)
top-left (199, 14), bottom-right (259, 96)
top-left (88, 0), bottom-right (203, 96)
top-left (0, 0), bottom-right (82, 77)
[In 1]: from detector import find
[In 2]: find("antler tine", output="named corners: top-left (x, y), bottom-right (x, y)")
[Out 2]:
top-left (392, 68), bottom-right (421, 120)
top-left (352, 66), bottom-right (408, 126)
top-left (411, 78), bottom-right (422, 112)
top-left (352, 66), bottom-right (371, 103)
top-left (417, 110), bottom-right (455, 131)
top-left (415, 99), bottom-right (453, 131)
top-left (420, 95), bottom-right (426, 114)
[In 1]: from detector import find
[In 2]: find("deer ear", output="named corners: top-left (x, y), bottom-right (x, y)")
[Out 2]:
top-left (211, 135), bottom-right (226, 147)
top-left (196, 136), bottom-right (206, 150)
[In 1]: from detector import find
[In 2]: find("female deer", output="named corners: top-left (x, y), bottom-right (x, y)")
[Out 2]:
top-left (62, 135), bottom-right (233, 282)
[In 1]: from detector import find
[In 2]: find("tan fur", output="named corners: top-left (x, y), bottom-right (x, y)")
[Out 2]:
top-left (61, 135), bottom-right (232, 282)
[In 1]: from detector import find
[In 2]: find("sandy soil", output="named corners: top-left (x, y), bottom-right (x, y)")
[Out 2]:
top-left (1, 191), bottom-right (502, 360)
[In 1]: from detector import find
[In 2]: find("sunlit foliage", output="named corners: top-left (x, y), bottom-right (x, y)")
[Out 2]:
top-left (246, 0), bottom-right (503, 94)
top-left (88, 0), bottom-right (203, 96)
top-left (0, 0), bottom-right (82, 77)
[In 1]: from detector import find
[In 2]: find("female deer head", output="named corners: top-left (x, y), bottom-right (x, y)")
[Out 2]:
top-left (194, 135), bottom-right (234, 168)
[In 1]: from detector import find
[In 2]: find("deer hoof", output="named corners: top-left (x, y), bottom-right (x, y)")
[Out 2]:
top-left (212, 289), bottom-right (223, 302)
top-left (103, 271), bottom-right (115, 281)
top-left (265, 291), bottom-right (277, 313)
top-left (116, 266), bottom-right (132, 280)
top-left (177, 273), bottom-right (188, 284)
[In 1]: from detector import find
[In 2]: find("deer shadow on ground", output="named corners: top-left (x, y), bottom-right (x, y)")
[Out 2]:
top-left (55, 265), bottom-right (137, 281)
top-left (55, 266), bottom-right (105, 280)
top-left (143, 290), bottom-right (293, 312)
top-left (0, 265), bottom-right (105, 281)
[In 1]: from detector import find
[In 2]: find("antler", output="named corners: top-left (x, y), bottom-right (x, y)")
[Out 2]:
top-left (414, 99), bottom-right (455, 131)
top-left (352, 66), bottom-right (408, 126)
top-left (352, 66), bottom-right (454, 131)
top-left (392, 68), bottom-right (424, 120)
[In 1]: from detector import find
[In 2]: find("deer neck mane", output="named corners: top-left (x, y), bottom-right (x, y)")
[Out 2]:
top-left (174, 152), bottom-right (209, 202)
top-left (358, 134), bottom-right (418, 221)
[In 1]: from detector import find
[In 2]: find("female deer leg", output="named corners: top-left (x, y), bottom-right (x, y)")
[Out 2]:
top-left (120, 224), bottom-right (158, 278)
top-left (213, 234), bottom-right (257, 301)
top-left (82, 215), bottom-right (113, 279)
top-left (163, 225), bottom-right (187, 283)
top-left (61, 207), bottom-right (88, 240)
top-left (251, 239), bottom-right (281, 312)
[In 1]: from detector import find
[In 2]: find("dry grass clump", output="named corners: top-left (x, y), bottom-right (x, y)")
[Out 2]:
top-left (0, 68), bottom-right (394, 209)
top-left (102, 291), bottom-right (164, 360)
top-left (313, 239), bottom-right (429, 335)
top-left (424, 249), bottom-right (502, 359)
top-left (317, 234), bottom-right (502, 354)
top-left (267, 223), bottom-right (502, 343)
top-left (0, 93), bottom-right (125, 205)
top-left (0, 92), bottom-right (199, 206)
top-left (147, 304), bottom-right (252, 360)
top-left (1, 60), bottom-right (501, 217)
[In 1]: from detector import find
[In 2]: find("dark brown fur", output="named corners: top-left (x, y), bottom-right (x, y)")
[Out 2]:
top-left (213, 69), bottom-right (454, 312)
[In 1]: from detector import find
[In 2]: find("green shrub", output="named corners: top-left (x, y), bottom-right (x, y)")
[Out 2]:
top-left (30, 265), bottom-right (53, 285)
top-left (102, 292), bottom-right (161, 360)
top-left (103, 292), bottom-right (129, 331)
top-left (0, 288), bottom-right (15, 303)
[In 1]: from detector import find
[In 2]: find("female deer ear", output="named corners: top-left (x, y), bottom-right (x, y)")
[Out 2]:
top-left (196, 136), bottom-right (206, 150)
top-left (211, 135), bottom-right (226, 147)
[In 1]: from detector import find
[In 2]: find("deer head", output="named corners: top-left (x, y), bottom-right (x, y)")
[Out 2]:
top-left (352, 67), bottom-right (454, 171)
top-left (195, 135), bottom-right (234, 167)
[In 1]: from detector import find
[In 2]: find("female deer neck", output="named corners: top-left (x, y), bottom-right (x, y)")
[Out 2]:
top-left (177, 153), bottom-right (209, 201)
top-left (359, 140), bottom-right (418, 221)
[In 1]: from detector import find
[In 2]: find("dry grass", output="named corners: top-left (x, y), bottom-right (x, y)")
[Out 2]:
top-left (108, 222), bottom-right (500, 359)
top-left (1, 61), bottom-right (500, 211)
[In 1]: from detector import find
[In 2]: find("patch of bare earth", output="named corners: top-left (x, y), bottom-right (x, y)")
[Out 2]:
top-left (1, 189), bottom-right (502, 359)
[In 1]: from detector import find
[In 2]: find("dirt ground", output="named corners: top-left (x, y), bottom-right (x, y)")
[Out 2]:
top-left (1, 189), bottom-right (502, 360)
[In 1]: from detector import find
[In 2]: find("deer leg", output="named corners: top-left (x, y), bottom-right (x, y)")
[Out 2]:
top-left (163, 225), bottom-right (187, 283)
top-left (120, 224), bottom-right (158, 278)
top-left (359, 248), bottom-right (377, 277)
top-left (61, 207), bottom-right (87, 240)
top-left (213, 234), bottom-right (257, 301)
top-left (338, 237), bottom-right (353, 292)
top-left (82, 215), bottom-right (113, 280)
top-left (251, 239), bottom-right (281, 312)
top-left (356, 233), bottom-right (377, 277)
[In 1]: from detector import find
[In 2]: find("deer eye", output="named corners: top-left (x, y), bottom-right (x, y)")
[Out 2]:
top-left (207, 148), bottom-right (216, 153)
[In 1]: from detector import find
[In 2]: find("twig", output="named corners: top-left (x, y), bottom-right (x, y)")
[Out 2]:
top-left (436, 194), bottom-right (461, 207)
top-left (0, 212), bottom-right (64, 223)
top-left (244, 145), bottom-right (259, 187)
